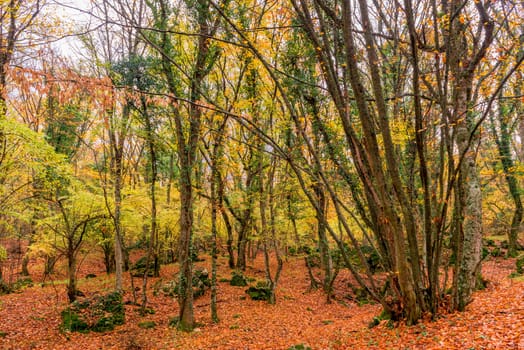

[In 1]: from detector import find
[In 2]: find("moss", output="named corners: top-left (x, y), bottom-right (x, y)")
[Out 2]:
top-left (481, 247), bottom-right (490, 260)
top-left (368, 307), bottom-right (392, 328)
top-left (483, 238), bottom-right (496, 247)
top-left (168, 268), bottom-right (210, 299)
top-left (138, 321), bottom-right (156, 329)
top-left (168, 316), bottom-right (179, 328)
top-left (230, 271), bottom-right (248, 287)
top-left (60, 292), bottom-right (124, 333)
top-left (516, 255), bottom-right (524, 274)
top-left (245, 281), bottom-right (272, 301)
top-left (288, 344), bottom-right (312, 350)
top-left (0, 280), bottom-right (12, 294)
top-left (130, 256), bottom-right (154, 277)
top-left (484, 235), bottom-right (508, 242)
top-left (140, 307), bottom-right (155, 315)
top-left (96, 292), bottom-right (125, 326)
top-left (510, 274), bottom-right (524, 282)
top-left (60, 308), bottom-right (89, 333)
top-left (490, 247), bottom-right (502, 257)
top-left (92, 317), bottom-right (116, 332)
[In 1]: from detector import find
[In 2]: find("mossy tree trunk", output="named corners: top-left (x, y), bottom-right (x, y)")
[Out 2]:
top-left (156, 0), bottom-right (221, 331)
top-left (446, 0), bottom-right (494, 311)
top-left (490, 97), bottom-right (523, 257)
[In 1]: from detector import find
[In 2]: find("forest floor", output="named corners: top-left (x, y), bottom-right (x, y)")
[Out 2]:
top-left (0, 250), bottom-right (523, 349)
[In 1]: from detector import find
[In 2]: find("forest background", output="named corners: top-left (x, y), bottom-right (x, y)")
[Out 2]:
top-left (0, 0), bottom-right (523, 348)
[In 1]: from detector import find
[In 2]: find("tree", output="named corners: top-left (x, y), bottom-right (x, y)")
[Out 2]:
top-left (278, 0), bottom-right (517, 321)
top-left (146, 0), bottom-right (222, 331)
top-left (0, 0), bottom-right (43, 112)
top-left (0, 115), bottom-right (67, 283)
top-left (81, 0), bottom-right (151, 293)
top-left (36, 187), bottom-right (106, 302)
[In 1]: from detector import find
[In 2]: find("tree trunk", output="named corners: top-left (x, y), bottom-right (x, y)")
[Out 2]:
top-left (158, 0), bottom-right (218, 330)
top-left (447, 0), bottom-right (493, 309)
top-left (210, 154), bottom-right (219, 323)
top-left (177, 170), bottom-right (195, 330)
top-left (221, 199), bottom-right (235, 269)
top-left (313, 182), bottom-right (333, 296)
top-left (67, 250), bottom-right (77, 303)
top-left (490, 99), bottom-right (523, 257)
top-left (113, 153), bottom-right (125, 293)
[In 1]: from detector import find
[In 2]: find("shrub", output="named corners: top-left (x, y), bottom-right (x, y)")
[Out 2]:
top-left (164, 267), bottom-right (210, 299)
top-left (60, 292), bottom-right (125, 333)
top-left (246, 281), bottom-right (271, 301)
top-left (230, 271), bottom-right (248, 287)
top-left (130, 256), bottom-right (154, 277)
top-left (60, 308), bottom-right (89, 333)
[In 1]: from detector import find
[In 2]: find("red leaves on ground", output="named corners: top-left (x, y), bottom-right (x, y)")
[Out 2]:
top-left (0, 255), bottom-right (522, 349)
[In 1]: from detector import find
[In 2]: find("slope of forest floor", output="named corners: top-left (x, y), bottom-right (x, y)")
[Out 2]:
top-left (0, 252), bottom-right (523, 349)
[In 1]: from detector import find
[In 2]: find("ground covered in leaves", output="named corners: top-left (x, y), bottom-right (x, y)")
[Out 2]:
top-left (0, 253), bottom-right (523, 349)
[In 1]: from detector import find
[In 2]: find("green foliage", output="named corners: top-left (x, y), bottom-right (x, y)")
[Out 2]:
top-left (245, 281), bottom-right (271, 301)
top-left (516, 255), bottom-right (524, 274)
top-left (60, 308), bottom-right (89, 333)
top-left (60, 292), bottom-right (125, 333)
top-left (288, 344), bottom-right (312, 350)
top-left (0, 278), bottom-right (34, 295)
top-left (165, 267), bottom-right (210, 299)
top-left (305, 251), bottom-right (321, 268)
top-left (111, 55), bottom-right (160, 91)
top-left (368, 308), bottom-right (392, 329)
top-left (353, 287), bottom-right (372, 306)
top-left (230, 271), bottom-right (248, 287)
top-left (329, 244), bottom-right (382, 273)
top-left (360, 245), bottom-right (382, 273)
top-left (168, 316), bottom-right (179, 328)
top-left (483, 238), bottom-right (496, 247)
top-left (490, 247), bottom-right (502, 257)
top-left (130, 256), bottom-right (154, 277)
top-left (0, 280), bottom-right (12, 295)
top-left (45, 104), bottom-right (86, 159)
top-left (192, 268), bottom-right (211, 298)
top-left (482, 247), bottom-right (490, 260)
top-left (140, 307), bottom-right (156, 315)
top-left (0, 117), bottom-right (70, 234)
top-left (138, 321), bottom-right (156, 329)
top-left (0, 245), bottom-right (7, 262)
top-left (31, 184), bottom-right (107, 265)
top-left (12, 278), bottom-right (33, 290)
